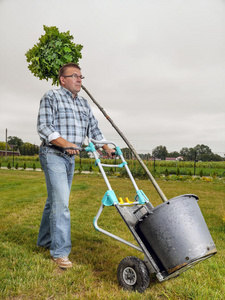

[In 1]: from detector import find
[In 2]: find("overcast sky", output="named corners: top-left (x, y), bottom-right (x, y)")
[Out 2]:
top-left (0, 0), bottom-right (224, 155)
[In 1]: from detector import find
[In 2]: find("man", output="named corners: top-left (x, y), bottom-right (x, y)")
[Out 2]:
top-left (37, 63), bottom-right (114, 269)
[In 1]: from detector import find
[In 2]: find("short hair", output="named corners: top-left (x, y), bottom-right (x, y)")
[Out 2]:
top-left (58, 63), bottom-right (81, 85)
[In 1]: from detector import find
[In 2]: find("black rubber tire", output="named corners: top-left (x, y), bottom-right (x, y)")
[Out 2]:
top-left (117, 256), bottom-right (150, 293)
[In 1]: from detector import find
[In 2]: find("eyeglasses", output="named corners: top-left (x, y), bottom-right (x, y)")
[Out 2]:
top-left (63, 74), bottom-right (85, 79)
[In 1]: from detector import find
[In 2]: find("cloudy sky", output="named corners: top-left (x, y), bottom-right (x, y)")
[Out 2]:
top-left (0, 0), bottom-right (224, 155)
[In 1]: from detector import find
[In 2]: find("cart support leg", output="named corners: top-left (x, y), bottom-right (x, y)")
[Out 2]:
top-left (93, 204), bottom-right (143, 252)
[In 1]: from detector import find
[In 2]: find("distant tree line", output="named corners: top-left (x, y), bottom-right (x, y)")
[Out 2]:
top-left (143, 144), bottom-right (224, 161)
top-left (122, 144), bottom-right (224, 161)
top-left (0, 136), bottom-right (39, 156)
top-left (0, 136), bottom-right (224, 161)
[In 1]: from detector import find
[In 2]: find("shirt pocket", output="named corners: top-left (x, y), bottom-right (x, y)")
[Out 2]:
top-left (55, 107), bottom-right (75, 124)
top-left (75, 111), bottom-right (89, 131)
top-left (80, 111), bottom-right (88, 122)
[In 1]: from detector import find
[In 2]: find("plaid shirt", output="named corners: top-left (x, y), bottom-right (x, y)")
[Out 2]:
top-left (37, 87), bottom-right (104, 147)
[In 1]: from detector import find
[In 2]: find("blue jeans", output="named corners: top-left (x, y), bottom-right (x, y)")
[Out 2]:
top-left (37, 145), bottom-right (75, 258)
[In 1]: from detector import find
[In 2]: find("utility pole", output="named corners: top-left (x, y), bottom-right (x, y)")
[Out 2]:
top-left (5, 128), bottom-right (7, 159)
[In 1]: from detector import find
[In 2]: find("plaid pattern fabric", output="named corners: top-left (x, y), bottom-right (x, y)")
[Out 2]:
top-left (37, 87), bottom-right (104, 147)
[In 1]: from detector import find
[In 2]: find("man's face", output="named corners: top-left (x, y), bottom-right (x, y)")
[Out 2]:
top-left (60, 67), bottom-right (83, 97)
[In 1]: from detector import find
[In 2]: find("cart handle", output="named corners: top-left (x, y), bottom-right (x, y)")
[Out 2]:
top-left (48, 146), bottom-right (84, 156)
top-left (89, 139), bottom-right (117, 148)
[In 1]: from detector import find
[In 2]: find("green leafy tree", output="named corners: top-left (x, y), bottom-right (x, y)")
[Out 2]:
top-left (25, 25), bottom-right (83, 85)
top-left (180, 147), bottom-right (189, 160)
top-left (212, 154), bottom-right (224, 161)
top-left (19, 143), bottom-right (39, 156)
top-left (194, 144), bottom-right (213, 157)
top-left (8, 136), bottom-right (23, 148)
top-left (180, 144), bottom-right (223, 161)
top-left (0, 142), bottom-right (10, 150)
top-left (168, 151), bottom-right (180, 158)
top-left (121, 147), bottom-right (133, 159)
top-left (180, 147), bottom-right (196, 161)
top-left (152, 145), bottom-right (168, 160)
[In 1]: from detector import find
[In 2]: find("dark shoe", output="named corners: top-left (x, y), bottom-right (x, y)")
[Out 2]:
top-left (51, 256), bottom-right (73, 269)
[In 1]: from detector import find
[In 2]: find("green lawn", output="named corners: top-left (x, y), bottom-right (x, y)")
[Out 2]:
top-left (0, 170), bottom-right (224, 299)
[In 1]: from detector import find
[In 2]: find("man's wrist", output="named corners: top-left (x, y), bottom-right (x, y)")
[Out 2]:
top-left (48, 132), bottom-right (61, 143)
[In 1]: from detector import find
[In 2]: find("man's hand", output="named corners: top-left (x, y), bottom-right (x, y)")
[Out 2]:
top-left (51, 137), bottom-right (80, 155)
top-left (102, 145), bottom-right (115, 158)
top-left (64, 142), bottom-right (80, 156)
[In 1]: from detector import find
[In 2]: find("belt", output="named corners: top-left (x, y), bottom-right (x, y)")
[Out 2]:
top-left (42, 141), bottom-right (64, 153)
top-left (42, 141), bottom-right (81, 157)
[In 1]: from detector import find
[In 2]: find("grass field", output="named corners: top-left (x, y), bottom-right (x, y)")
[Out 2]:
top-left (0, 169), bottom-right (224, 299)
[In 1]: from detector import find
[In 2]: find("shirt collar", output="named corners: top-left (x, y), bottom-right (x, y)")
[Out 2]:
top-left (60, 86), bottom-right (79, 100)
top-left (60, 86), bottom-right (73, 97)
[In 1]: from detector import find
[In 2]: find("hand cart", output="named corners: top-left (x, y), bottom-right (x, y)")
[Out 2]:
top-left (84, 139), bottom-right (217, 293)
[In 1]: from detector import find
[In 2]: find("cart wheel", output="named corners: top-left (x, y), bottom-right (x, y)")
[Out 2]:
top-left (117, 256), bottom-right (150, 293)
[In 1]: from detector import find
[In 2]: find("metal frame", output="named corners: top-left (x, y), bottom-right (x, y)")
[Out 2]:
top-left (86, 139), bottom-right (167, 280)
